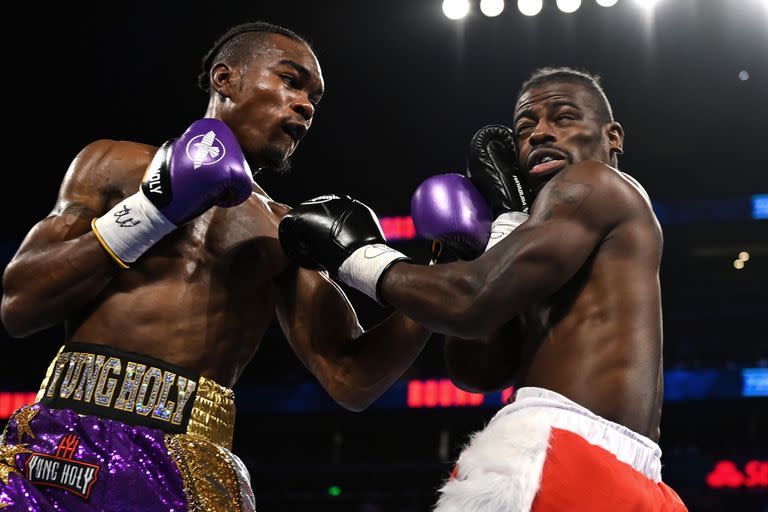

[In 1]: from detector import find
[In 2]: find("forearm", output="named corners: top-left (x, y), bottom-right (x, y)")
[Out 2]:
top-left (379, 225), bottom-right (575, 338)
top-left (278, 267), bottom-right (430, 411)
top-left (378, 260), bottom-right (493, 338)
top-left (329, 311), bottom-right (431, 410)
top-left (2, 233), bottom-right (117, 337)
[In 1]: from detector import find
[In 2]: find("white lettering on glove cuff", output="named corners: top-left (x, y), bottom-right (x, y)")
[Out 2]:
top-left (484, 211), bottom-right (529, 252)
top-left (338, 243), bottom-right (408, 303)
top-left (92, 192), bottom-right (176, 264)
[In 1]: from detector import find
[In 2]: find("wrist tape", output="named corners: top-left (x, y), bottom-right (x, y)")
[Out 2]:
top-left (92, 192), bottom-right (176, 268)
top-left (338, 243), bottom-right (409, 303)
top-left (484, 211), bottom-right (529, 252)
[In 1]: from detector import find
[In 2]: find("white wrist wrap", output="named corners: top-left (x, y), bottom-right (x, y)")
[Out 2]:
top-left (485, 211), bottom-right (529, 252)
top-left (338, 243), bottom-right (408, 303)
top-left (92, 192), bottom-right (177, 265)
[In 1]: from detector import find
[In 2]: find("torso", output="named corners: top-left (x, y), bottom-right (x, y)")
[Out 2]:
top-left (518, 170), bottom-right (664, 441)
top-left (68, 141), bottom-right (292, 388)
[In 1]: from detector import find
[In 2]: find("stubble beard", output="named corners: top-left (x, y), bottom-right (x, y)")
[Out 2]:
top-left (252, 144), bottom-right (293, 178)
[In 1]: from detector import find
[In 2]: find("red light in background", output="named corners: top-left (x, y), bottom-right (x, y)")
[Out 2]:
top-left (407, 380), bottom-right (423, 408)
top-left (380, 216), bottom-right (416, 241)
top-left (407, 379), bottom-right (485, 408)
top-left (706, 460), bottom-right (768, 489)
top-left (439, 380), bottom-right (453, 406)
top-left (744, 460), bottom-right (768, 488)
top-left (424, 380), bottom-right (438, 407)
top-left (0, 392), bottom-right (37, 419)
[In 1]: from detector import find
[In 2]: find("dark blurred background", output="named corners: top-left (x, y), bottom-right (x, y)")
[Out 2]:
top-left (2, 0), bottom-right (766, 510)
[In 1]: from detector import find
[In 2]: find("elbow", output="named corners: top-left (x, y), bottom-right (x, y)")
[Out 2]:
top-left (1, 295), bottom-right (40, 339)
top-left (325, 373), bottom-right (382, 412)
top-left (330, 388), bottom-right (376, 412)
top-left (338, 398), bottom-right (371, 413)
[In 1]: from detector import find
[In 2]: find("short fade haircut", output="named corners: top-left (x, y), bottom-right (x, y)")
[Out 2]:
top-left (516, 67), bottom-right (614, 123)
top-left (197, 21), bottom-right (311, 92)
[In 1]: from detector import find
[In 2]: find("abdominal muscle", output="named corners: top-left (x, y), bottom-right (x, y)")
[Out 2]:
top-left (68, 204), bottom-right (287, 388)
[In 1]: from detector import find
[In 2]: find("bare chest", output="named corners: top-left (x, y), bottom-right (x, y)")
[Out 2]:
top-left (136, 195), bottom-right (289, 286)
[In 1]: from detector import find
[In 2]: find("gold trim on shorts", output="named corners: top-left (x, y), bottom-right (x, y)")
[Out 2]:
top-left (165, 433), bottom-right (245, 512)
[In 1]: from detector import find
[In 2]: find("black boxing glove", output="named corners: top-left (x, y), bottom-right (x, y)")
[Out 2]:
top-left (467, 124), bottom-right (534, 251)
top-left (279, 194), bottom-right (409, 303)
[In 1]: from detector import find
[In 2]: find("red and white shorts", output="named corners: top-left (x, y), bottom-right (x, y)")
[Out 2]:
top-left (435, 387), bottom-right (687, 511)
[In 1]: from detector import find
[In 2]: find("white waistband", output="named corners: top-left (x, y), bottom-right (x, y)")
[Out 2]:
top-left (493, 387), bottom-right (662, 482)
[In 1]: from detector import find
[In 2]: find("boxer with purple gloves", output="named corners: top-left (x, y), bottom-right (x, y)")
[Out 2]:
top-left (2, 21), bottom-right (432, 511)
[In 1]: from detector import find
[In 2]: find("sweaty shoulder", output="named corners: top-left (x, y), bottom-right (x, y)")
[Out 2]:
top-left (532, 160), bottom-right (657, 232)
top-left (53, 139), bottom-right (158, 216)
top-left (60, 139), bottom-right (156, 197)
top-left (67, 139), bottom-right (156, 184)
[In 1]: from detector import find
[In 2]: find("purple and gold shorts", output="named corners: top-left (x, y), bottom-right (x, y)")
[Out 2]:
top-left (0, 342), bottom-right (256, 511)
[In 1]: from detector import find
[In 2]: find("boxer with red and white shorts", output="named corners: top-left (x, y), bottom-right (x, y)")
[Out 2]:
top-left (435, 387), bottom-right (686, 511)
top-left (277, 68), bottom-right (689, 511)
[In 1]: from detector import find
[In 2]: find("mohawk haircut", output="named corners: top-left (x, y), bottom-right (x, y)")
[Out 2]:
top-left (197, 21), bottom-right (310, 92)
top-left (516, 67), bottom-right (614, 123)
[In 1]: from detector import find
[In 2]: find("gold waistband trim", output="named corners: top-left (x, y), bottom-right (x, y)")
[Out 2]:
top-left (188, 376), bottom-right (236, 450)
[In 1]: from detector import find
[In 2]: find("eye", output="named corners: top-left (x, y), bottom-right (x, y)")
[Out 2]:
top-left (556, 114), bottom-right (577, 122)
top-left (516, 125), bottom-right (533, 138)
top-left (281, 74), bottom-right (298, 87)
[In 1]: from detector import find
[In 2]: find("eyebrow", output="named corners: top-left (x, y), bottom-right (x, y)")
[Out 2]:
top-left (278, 59), bottom-right (324, 98)
top-left (514, 100), bottom-right (581, 125)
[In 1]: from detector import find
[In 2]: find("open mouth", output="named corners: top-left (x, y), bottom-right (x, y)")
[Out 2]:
top-left (528, 149), bottom-right (568, 175)
top-left (283, 123), bottom-right (307, 144)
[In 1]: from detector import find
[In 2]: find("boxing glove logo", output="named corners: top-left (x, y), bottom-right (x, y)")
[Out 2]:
top-left (303, 195), bottom-right (341, 204)
top-left (185, 130), bottom-right (227, 169)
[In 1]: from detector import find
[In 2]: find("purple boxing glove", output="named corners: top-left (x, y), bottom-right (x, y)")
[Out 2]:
top-left (93, 118), bottom-right (253, 268)
top-left (410, 173), bottom-right (492, 260)
top-left (140, 118), bottom-right (253, 223)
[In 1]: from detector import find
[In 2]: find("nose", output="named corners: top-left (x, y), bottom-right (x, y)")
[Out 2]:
top-left (291, 95), bottom-right (315, 122)
top-left (529, 122), bottom-right (556, 146)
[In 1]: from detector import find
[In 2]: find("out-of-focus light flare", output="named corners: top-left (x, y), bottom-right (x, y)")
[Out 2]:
top-left (443, 0), bottom-right (470, 19)
top-left (739, 251), bottom-right (750, 262)
top-left (557, 0), bottom-right (582, 12)
top-left (481, 0), bottom-right (505, 17)
top-left (596, 0), bottom-right (619, 6)
top-left (733, 259), bottom-right (745, 270)
top-left (518, 0), bottom-right (543, 16)
top-left (739, 70), bottom-right (750, 81)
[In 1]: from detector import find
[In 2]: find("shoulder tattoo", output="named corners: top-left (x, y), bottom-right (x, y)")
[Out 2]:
top-left (539, 178), bottom-right (593, 221)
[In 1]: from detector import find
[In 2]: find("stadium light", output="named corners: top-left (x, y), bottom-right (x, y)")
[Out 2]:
top-left (518, 0), bottom-right (543, 16)
top-left (557, 0), bottom-right (582, 13)
top-left (480, 0), bottom-right (505, 17)
top-left (443, 0), bottom-right (470, 19)
top-left (596, 0), bottom-right (618, 6)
